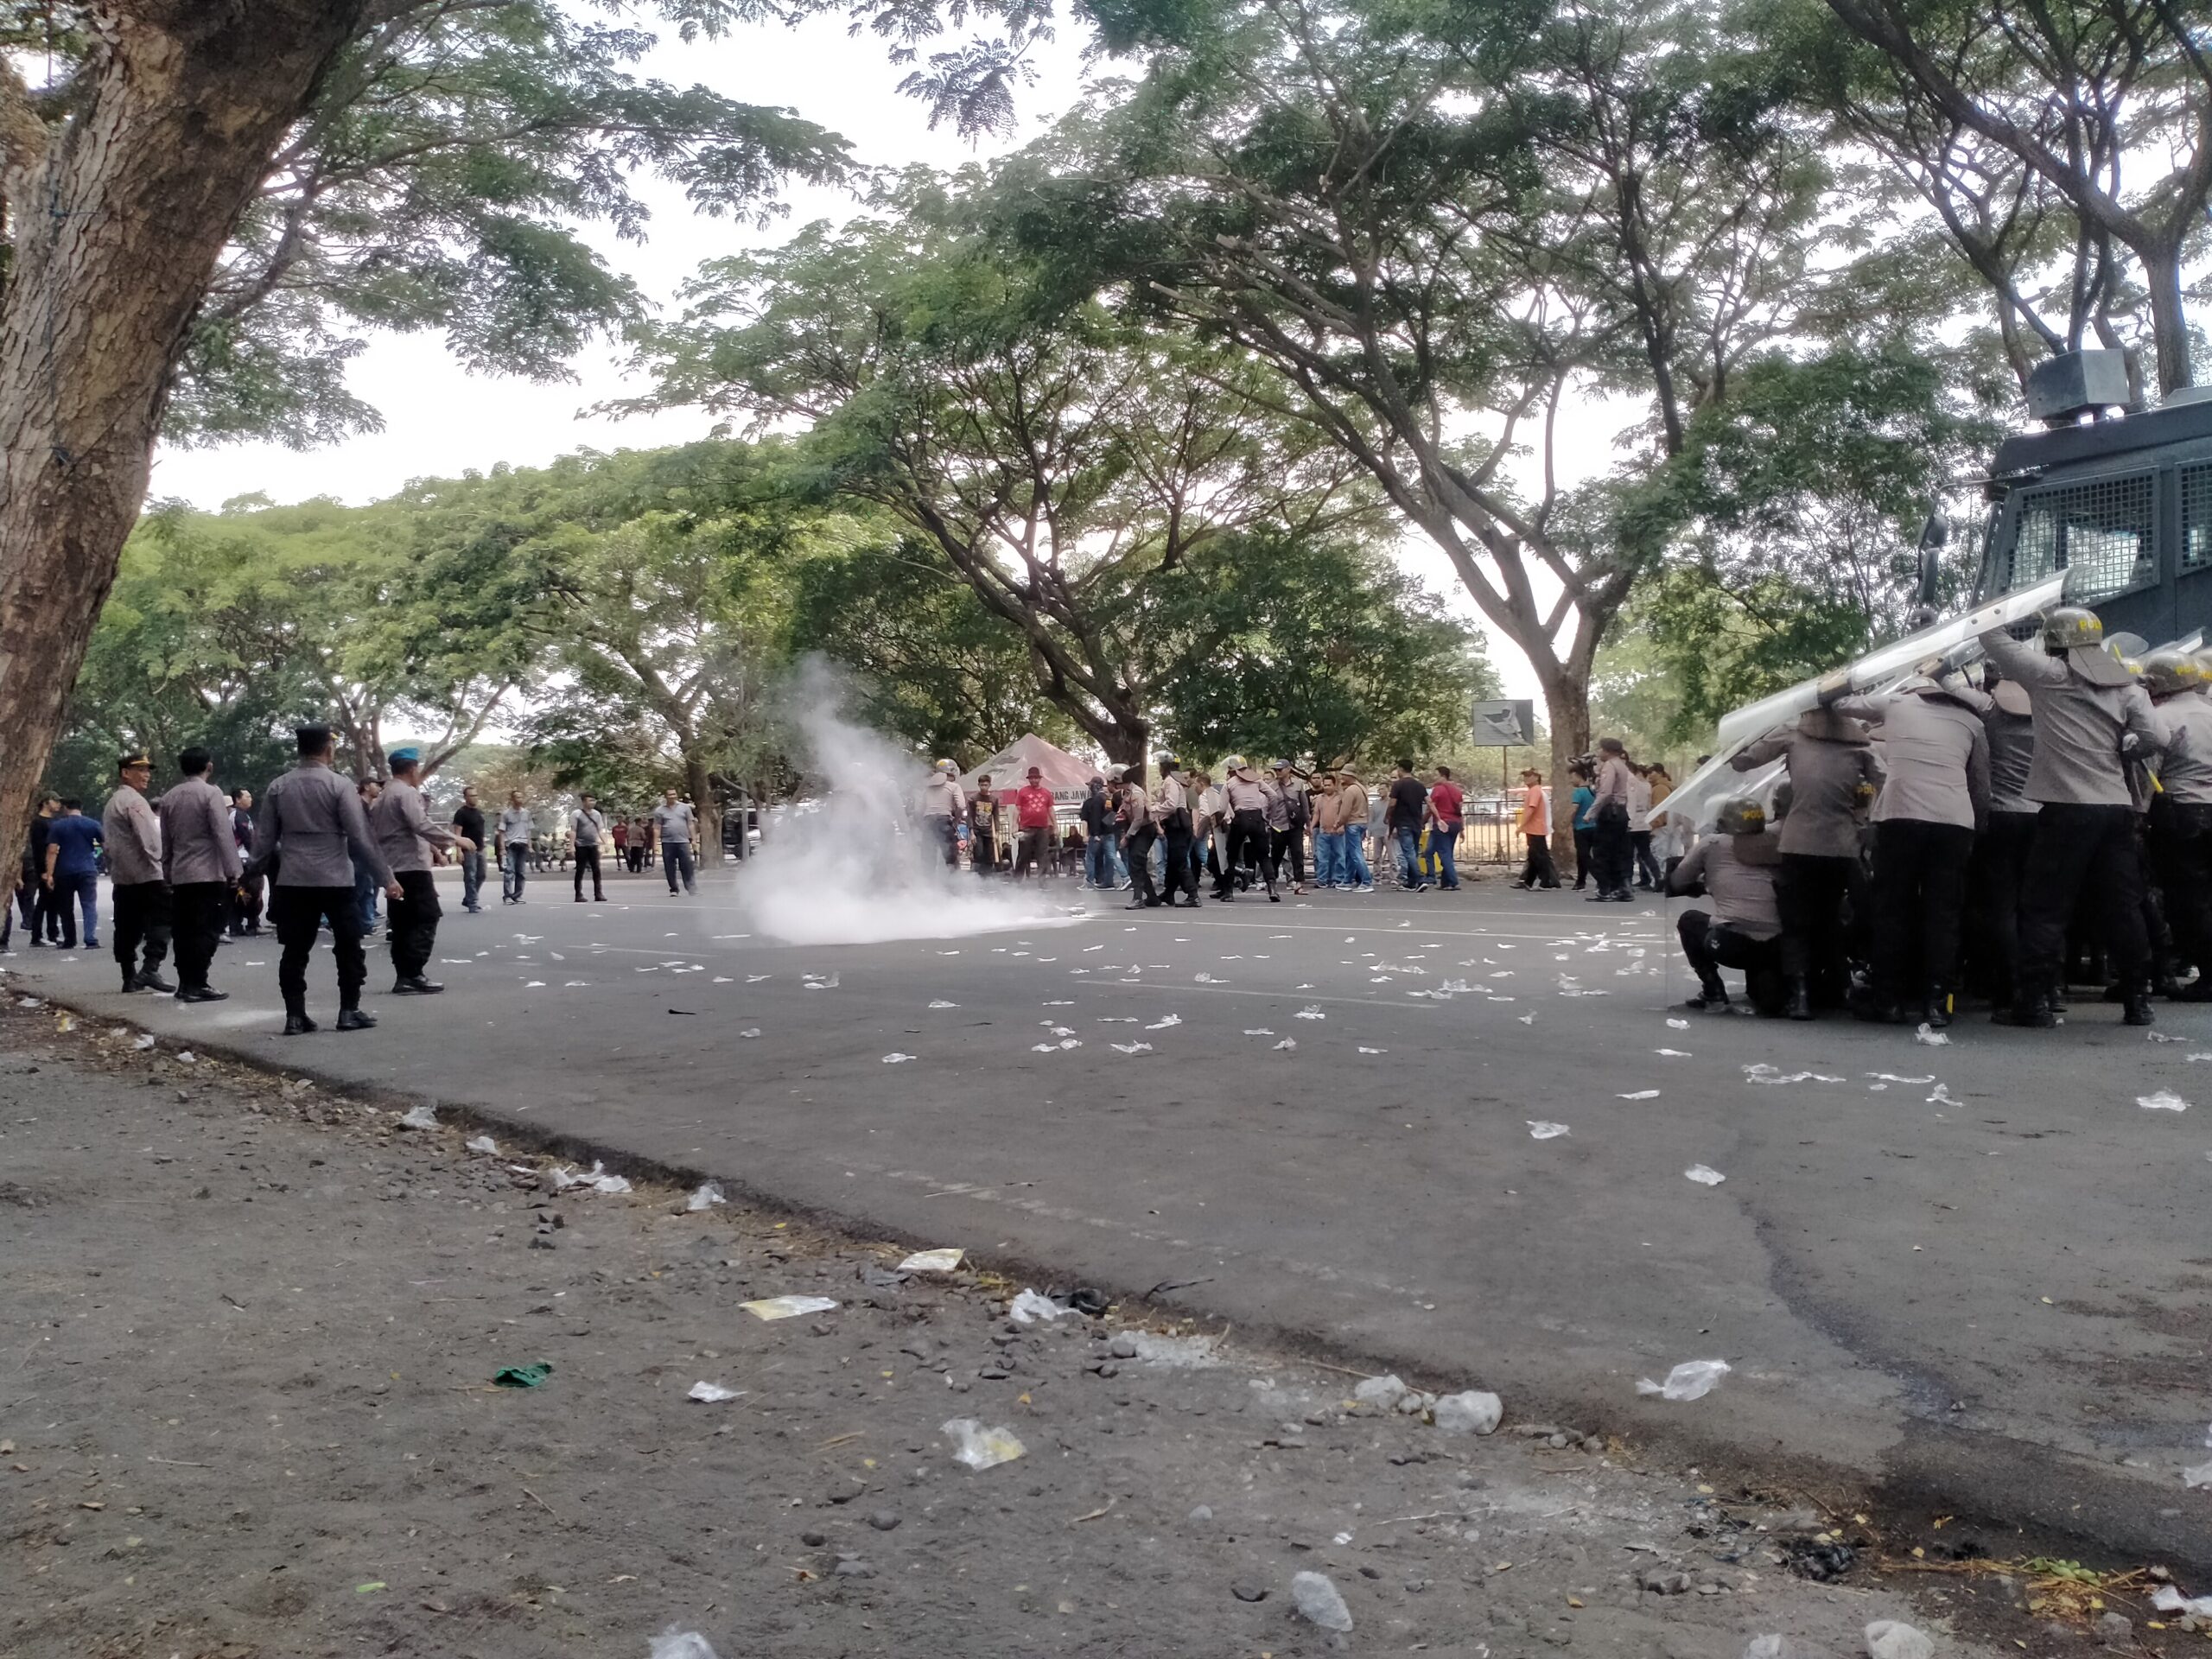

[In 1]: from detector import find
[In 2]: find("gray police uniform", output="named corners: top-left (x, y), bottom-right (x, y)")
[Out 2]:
top-left (159, 775), bottom-right (241, 994)
top-left (1978, 628), bottom-right (2165, 1011)
top-left (249, 762), bottom-right (393, 1015)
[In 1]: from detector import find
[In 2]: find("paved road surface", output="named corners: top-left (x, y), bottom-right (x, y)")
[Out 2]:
top-left (9, 862), bottom-right (2209, 1562)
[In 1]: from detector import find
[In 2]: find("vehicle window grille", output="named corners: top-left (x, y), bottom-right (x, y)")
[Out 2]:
top-left (2008, 472), bottom-right (2156, 600)
top-left (2183, 462), bottom-right (2212, 570)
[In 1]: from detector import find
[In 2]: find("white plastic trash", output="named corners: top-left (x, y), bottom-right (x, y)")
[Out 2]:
top-left (686, 1183), bottom-right (726, 1212)
top-left (649, 1628), bottom-right (722, 1659)
top-left (2183, 1459), bottom-right (2212, 1490)
top-left (687, 1381), bottom-right (741, 1402)
top-left (1913, 1024), bottom-right (1951, 1046)
top-left (1291, 1570), bottom-right (1354, 1631)
top-left (1352, 1373), bottom-right (1410, 1410)
top-left (1684, 1165), bottom-right (1726, 1185)
top-left (1008, 1288), bottom-right (1067, 1325)
top-left (2138, 1090), bottom-right (2189, 1111)
top-left (464, 1135), bottom-right (499, 1155)
top-left (941, 1417), bottom-right (1025, 1469)
top-left (1527, 1121), bottom-right (1570, 1140)
top-left (741, 1295), bottom-right (838, 1321)
top-left (397, 1104), bottom-right (438, 1129)
top-left (1637, 1358), bottom-right (1731, 1401)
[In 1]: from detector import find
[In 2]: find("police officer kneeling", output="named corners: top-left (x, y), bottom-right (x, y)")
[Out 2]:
top-left (1669, 797), bottom-right (1787, 1016)
top-left (1978, 607), bottom-right (2165, 1028)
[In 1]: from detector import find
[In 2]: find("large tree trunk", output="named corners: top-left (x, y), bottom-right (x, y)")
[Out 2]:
top-left (0, 3), bottom-right (365, 854)
top-left (1539, 675), bottom-right (1591, 882)
top-left (2141, 248), bottom-right (2194, 397)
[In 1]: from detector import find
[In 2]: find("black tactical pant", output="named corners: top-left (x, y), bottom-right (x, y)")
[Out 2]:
top-left (1867, 818), bottom-right (1976, 1001)
top-left (1268, 825), bottom-right (1306, 887)
top-left (1678, 909), bottom-right (1785, 1014)
top-left (170, 880), bottom-right (227, 991)
top-left (275, 886), bottom-right (367, 1011)
top-left (1160, 820), bottom-right (1198, 904)
top-left (1126, 824), bottom-right (1160, 906)
top-left (1218, 810), bottom-right (1270, 897)
top-left (388, 869), bottom-right (442, 981)
top-left (574, 845), bottom-right (604, 900)
top-left (2150, 800), bottom-right (2212, 979)
top-left (2018, 803), bottom-right (2145, 1001)
top-left (1777, 852), bottom-right (1860, 998)
top-left (1967, 810), bottom-right (2037, 1002)
top-left (112, 880), bottom-right (172, 982)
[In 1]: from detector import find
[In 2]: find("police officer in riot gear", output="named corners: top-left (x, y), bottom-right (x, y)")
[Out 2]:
top-left (1668, 796), bottom-right (1786, 1016)
top-left (2140, 649), bottom-right (2212, 997)
top-left (1978, 607), bottom-right (2166, 1027)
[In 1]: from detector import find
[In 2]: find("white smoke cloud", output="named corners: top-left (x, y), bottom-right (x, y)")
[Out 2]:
top-left (734, 659), bottom-right (1087, 945)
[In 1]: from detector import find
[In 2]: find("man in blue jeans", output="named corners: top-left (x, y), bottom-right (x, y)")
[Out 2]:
top-left (1079, 776), bottom-right (1120, 888)
top-left (1426, 764), bottom-right (1465, 890)
top-left (1387, 760), bottom-right (1429, 892)
top-left (41, 798), bottom-right (103, 947)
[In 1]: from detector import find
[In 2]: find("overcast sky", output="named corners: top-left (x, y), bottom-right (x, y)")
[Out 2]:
top-left (149, 12), bottom-right (1653, 709)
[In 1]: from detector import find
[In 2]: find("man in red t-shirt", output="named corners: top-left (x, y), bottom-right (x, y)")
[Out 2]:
top-left (1013, 767), bottom-right (1056, 879)
top-left (1425, 765), bottom-right (1465, 891)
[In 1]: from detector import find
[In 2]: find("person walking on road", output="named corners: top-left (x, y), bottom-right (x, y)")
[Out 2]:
top-left (250, 724), bottom-right (401, 1035)
top-left (654, 788), bottom-right (699, 894)
top-left (1154, 755), bottom-right (1202, 907)
top-left (1215, 757), bottom-right (1277, 903)
top-left (371, 747), bottom-right (470, 995)
top-left (1268, 760), bottom-right (1311, 895)
top-left (1120, 770), bottom-right (1160, 909)
top-left (353, 777), bottom-right (384, 936)
top-left (1011, 767), bottom-right (1054, 879)
top-left (1336, 769), bottom-right (1376, 892)
top-left (451, 785), bottom-right (487, 913)
top-left (41, 798), bottom-right (102, 948)
top-left (1588, 741), bottom-right (1638, 904)
top-left (24, 792), bottom-right (61, 945)
top-left (1515, 768), bottom-right (1560, 889)
top-left (229, 787), bottom-right (264, 936)
top-left (104, 751), bottom-right (175, 994)
top-left (1079, 775), bottom-right (1118, 889)
top-left (159, 747), bottom-right (240, 1003)
top-left (498, 791), bottom-right (533, 904)
top-left (969, 773), bottom-right (999, 876)
top-left (1426, 765), bottom-right (1465, 891)
top-left (1386, 760), bottom-right (1428, 893)
top-left (1567, 765), bottom-right (1597, 890)
top-left (570, 793), bottom-right (608, 902)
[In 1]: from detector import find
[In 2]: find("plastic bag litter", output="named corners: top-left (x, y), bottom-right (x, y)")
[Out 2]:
top-left (1272, 1038), bottom-right (1297, 1051)
top-left (941, 1417), bottom-right (1025, 1470)
top-left (1109, 1041), bottom-right (1153, 1054)
top-left (1295, 1005), bottom-right (1325, 1020)
top-left (2138, 1090), bottom-right (2190, 1111)
top-left (1655, 1048), bottom-right (1691, 1057)
top-left (1618, 1090), bottom-right (1660, 1100)
top-left (1291, 1570), bottom-right (1354, 1632)
top-left (1145, 1014), bottom-right (1181, 1030)
top-left (650, 1627), bottom-right (723, 1659)
top-left (1353, 1374), bottom-right (1411, 1409)
top-left (880, 1052), bottom-right (916, 1064)
top-left (465, 1135), bottom-right (499, 1155)
top-left (1008, 1288), bottom-right (1068, 1325)
top-left (1684, 1165), bottom-right (1726, 1185)
top-left (397, 1105), bottom-right (438, 1130)
top-left (1914, 1024), bottom-right (1951, 1046)
top-left (737, 1028), bottom-right (761, 1039)
top-left (686, 1381), bottom-right (742, 1403)
top-left (896, 1248), bottom-right (963, 1273)
top-left (686, 1183), bottom-right (726, 1212)
top-left (1637, 1358), bottom-right (1731, 1401)
top-left (928, 999), bottom-right (958, 1009)
top-left (132, 1033), bottom-right (156, 1050)
top-left (2183, 1460), bottom-right (2212, 1491)
top-left (741, 1294), bottom-right (838, 1321)
top-left (2153, 1585), bottom-right (2212, 1615)
top-left (1527, 1121), bottom-right (1570, 1140)
top-left (2145, 1029), bottom-right (2185, 1043)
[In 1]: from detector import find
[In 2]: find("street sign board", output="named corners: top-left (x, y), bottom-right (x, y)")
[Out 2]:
top-left (1471, 698), bottom-right (1535, 747)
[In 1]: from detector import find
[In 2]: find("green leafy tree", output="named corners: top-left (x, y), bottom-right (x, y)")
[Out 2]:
top-left (1621, 343), bottom-right (2000, 735)
top-left (0, 0), bottom-right (848, 856)
top-left (1789, 0), bottom-right (2212, 395)
top-left (620, 179), bottom-right (1376, 765)
top-left (1147, 531), bottom-right (1493, 770)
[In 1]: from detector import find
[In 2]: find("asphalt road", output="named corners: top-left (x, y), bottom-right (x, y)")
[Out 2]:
top-left (10, 859), bottom-right (2210, 1562)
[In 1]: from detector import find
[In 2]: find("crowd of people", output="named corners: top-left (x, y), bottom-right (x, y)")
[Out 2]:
top-left (916, 753), bottom-right (1490, 905)
top-left (5, 728), bottom-right (714, 1032)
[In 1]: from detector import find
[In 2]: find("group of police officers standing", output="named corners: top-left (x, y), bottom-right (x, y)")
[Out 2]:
top-left (1672, 605), bottom-right (2212, 1029)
